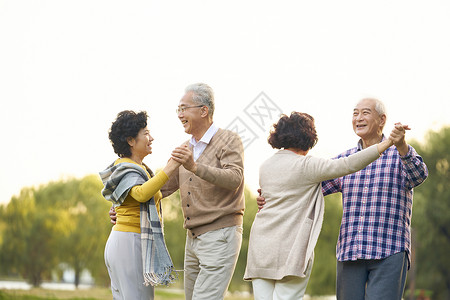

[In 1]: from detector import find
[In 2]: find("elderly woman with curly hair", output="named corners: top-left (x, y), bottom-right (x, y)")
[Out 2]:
top-left (99, 110), bottom-right (180, 299)
top-left (244, 112), bottom-right (394, 300)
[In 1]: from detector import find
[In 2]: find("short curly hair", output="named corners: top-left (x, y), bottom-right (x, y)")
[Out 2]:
top-left (108, 110), bottom-right (148, 157)
top-left (268, 112), bottom-right (318, 151)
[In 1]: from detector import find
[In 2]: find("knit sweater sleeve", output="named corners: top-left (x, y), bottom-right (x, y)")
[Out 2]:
top-left (128, 170), bottom-right (169, 202)
top-left (195, 130), bottom-right (244, 190)
top-left (307, 144), bottom-right (381, 183)
top-left (160, 170), bottom-right (180, 198)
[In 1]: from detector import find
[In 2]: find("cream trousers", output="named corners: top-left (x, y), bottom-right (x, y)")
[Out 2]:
top-left (184, 225), bottom-right (243, 300)
top-left (252, 258), bottom-right (313, 300)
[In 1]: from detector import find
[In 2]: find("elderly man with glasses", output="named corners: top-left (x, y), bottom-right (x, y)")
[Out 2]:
top-left (165, 83), bottom-right (245, 300)
top-left (109, 83), bottom-right (244, 299)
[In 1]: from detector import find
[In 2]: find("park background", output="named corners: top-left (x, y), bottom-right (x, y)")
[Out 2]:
top-left (0, 0), bottom-right (449, 299)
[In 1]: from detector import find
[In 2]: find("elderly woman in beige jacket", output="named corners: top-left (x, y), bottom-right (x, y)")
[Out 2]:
top-left (244, 112), bottom-right (394, 300)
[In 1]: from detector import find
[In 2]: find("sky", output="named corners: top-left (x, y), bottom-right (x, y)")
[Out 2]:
top-left (0, 0), bottom-right (449, 204)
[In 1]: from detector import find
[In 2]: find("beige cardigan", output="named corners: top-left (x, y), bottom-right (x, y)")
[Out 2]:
top-left (161, 128), bottom-right (245, 238)
top-left (244, 144), bottom-right (381, 280)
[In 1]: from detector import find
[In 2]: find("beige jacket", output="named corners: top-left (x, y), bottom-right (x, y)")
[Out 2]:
top-left (161, 128), bottom-right (245, 238)
top-left (244, 145), bottom-right (381, 280)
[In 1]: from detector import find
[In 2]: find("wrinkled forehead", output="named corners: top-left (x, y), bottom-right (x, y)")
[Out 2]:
top-left (354, 98), bottom-right (376, 111)
top-left (179, 91), bottom-right (195, 106)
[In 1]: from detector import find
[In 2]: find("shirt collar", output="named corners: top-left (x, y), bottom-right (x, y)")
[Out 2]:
top-left (190, 123), bottom-right (219, 146)
top-left (357, 134), bottom-right (386, 151)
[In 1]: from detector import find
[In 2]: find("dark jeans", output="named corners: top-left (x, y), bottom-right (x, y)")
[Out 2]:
top-left (336, 251), bottom-right (408, 300)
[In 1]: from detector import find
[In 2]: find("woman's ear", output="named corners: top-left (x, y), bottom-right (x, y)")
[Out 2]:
top-left (127, 137), bottom-right (135, 147)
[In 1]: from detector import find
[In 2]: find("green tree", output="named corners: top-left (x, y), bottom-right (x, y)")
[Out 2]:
top-left (410, 126), bottom-right (450, 300)
top-left (306, 193), bottom-right (343, 295)
top-left (0, 175), bottom-right (112, 287)
top-left (0, 204), bottom-right (5, 270)
top-left (0, 187), bottom-right (61, 286)
top-left (54, 175), bottom-right (111, 287)
top-left (160, 189), bottom-right (186, 288)
top-left (230, 186), bottom-right (259, 292)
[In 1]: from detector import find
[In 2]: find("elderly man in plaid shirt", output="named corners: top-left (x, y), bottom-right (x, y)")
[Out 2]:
top-left (321, 98), bottom-right (428, 299)
top-left (256, 98), bottom-right (428, 299)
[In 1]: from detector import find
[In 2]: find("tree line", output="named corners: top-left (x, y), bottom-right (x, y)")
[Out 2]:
top-left (0, 126), bottom-right (448, 299)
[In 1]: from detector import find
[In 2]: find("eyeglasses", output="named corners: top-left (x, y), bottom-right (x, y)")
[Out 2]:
top-left (176, 105), bottom-right (204, 114)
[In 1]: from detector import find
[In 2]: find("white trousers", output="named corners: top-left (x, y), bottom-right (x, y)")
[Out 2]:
top-left (104, 230), bottom-right (154, 300)
top-left (184, 225), bottom-right (243, 300)
top-left (252, 259), bottom-right (313, 300)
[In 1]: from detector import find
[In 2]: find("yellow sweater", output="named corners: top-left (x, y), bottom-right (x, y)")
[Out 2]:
top-left (113, 158), bottom-right (169, 233)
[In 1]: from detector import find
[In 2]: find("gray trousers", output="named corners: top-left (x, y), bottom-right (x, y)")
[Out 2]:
top-left (104, 230), bottom-right (154, 300)
top-left (184, 225), bottom-right (243, 300)
top-left (336, 251), bottom-right (408, 300)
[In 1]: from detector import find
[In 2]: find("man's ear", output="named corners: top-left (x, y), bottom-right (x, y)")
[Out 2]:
top-left (380, 114), bottom-right (386, 125)
top-left (201, 106), bottom-right (209, 118)
top-left (379, 114), bottom-right (387, 129)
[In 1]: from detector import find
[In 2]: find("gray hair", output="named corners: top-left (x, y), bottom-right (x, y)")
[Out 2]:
top-left (185, 83), bottom-right (215, 118)
top-left (359, 98), bottom-right (387, 117)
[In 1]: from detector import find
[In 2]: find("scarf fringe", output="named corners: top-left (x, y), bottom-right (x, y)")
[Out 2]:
top-left (143, 267), bottom-right (178, 286)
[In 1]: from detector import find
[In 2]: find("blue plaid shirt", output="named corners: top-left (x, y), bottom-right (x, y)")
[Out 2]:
top-left (322, 137), bottom-right (428, 266)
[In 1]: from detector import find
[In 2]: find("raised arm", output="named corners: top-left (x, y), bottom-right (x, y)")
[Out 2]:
top-left (171, 133), bottom-right (244, 190)
top-left (376, 138), bottom-right (394, 154)
top-left (307, 136), bottom-right (394, 183)
top-left (389, 122), bottom-right (410, 156)
top-left (390, 122), bottom-right (428, 188)
top-left (129, 158), bottom-right (181, 202)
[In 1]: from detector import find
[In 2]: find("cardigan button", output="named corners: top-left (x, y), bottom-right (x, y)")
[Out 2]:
top-left (188, 192), bottom-right (191, 195)
top-left (187, 217), bottom-right (190, 220)
top-left (192, 232), bottom-right (195, 236)
top-left (187, 204), bottom-right (190, 207)
top-left (190, 178), bottom-right (192, 181)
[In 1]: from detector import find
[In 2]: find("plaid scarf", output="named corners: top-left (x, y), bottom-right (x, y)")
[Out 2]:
top-left (99, 161), bottom-right (176, 286)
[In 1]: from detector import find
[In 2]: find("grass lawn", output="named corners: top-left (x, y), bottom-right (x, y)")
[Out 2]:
top-left (0, 287), bottom-right (252, 300)
top-left (0, 287), bottom-right (335, 299)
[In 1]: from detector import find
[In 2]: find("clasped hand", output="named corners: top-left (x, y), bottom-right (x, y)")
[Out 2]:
top-left (171, 144), bottom-right (197, 173)
top-left (388, 122), bottom-right (410, 156)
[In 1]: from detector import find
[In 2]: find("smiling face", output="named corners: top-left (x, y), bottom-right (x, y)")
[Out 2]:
top-left (352, 98), bottom-right (386, 142)
top-left (177, 91), bottom-right (206, 139)
top-left (128, 126), bottom-right (154, 160)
